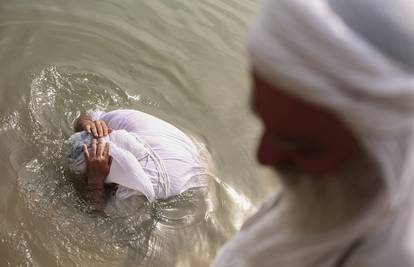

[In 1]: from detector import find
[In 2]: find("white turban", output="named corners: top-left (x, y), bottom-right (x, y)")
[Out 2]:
top-left (244, 0), bottom-right (414, 265)
top-left (249, 0), bottom-right (414, 138)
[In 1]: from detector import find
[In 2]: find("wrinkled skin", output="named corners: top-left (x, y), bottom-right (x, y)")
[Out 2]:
top-left (74, 116), bottom-right (113, 210)
top-left (74, 115), bottom-right (112, 138)
top-left (82, 138), bottom-right (112, 187)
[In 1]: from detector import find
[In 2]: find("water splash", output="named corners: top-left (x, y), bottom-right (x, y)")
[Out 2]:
top-left (3, 66), bottom-right (251, 267)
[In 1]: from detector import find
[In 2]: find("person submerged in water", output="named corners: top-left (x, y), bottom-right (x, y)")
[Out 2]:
top-left (67, 109), bottom-right (209, 210)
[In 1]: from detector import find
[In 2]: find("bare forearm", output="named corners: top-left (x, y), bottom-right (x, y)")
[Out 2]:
top-left (74, 114), bottom-right (93, 132)
top-left (81, 139), bottom-right (112, 211)
top-left (83, 180), bottom-right (105, 211)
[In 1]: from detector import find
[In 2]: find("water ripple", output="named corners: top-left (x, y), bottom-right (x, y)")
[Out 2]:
top-left (0, 1), bottom-right (276, 266)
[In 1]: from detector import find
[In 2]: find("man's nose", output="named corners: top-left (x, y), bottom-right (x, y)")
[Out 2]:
top-left (257, 131), bottom-right (294, 167)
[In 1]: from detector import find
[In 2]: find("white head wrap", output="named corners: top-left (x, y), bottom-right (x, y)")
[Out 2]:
top-left (243, 0), bottom-right (414, 265)
top-left (250, 0), bottom-right (414, 137)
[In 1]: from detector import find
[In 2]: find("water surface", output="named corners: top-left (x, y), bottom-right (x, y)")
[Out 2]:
top-left (0, 1), bottom-right (278, 266)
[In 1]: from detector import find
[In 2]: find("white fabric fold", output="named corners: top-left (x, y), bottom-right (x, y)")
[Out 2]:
top-left (106, 131), bottom-right (156, 202)
top-left (248, 0), bottom-right (414, 138)
top-left (68, 130), bottom-right (156, 202)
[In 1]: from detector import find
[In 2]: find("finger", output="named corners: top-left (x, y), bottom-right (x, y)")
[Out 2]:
top-left (91, 123), bottom-right (98, 137)
top-left (85, 124), bottom-right (91, 134)
top-left (103, 142), bottom-right (110, 157)
top-left (101, 121), bottom-right (108, 136)
top-left (96, 120), bottom-right (103, 137)
top-left (91, 138), bottom-right (97, 156)
top-left (108, 156), bottom-right (113, 168)
top-left (97, 139), bottom-right (105, 157)
top-left (83, 144), bottom-right (89, 159)
top-left (108, 128), bottom-right (113, 134)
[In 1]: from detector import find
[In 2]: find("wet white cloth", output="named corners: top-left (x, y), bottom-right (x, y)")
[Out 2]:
top-left (68, 130), bottom-right (158, 201)
top-left (70, 109), bottom-right (208, 202)
top-left (214, 0), bottom-right (414, 266)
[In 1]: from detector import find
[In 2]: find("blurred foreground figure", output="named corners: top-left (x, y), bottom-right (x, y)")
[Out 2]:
top-left (213, 0), bottom-right (414, 266)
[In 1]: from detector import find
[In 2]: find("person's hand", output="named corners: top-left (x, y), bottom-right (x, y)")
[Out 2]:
top-left (83, 120), bottom-right (112, 138)
top-left (83, 139), bottom-right (112, 187)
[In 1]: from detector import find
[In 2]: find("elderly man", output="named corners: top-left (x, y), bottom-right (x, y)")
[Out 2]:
top-left (68, 109), bottom-right (209, 210)
top-left (213, 0), bottom-right (414, 266)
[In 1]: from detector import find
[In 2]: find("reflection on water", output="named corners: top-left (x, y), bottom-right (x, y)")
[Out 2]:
top-left (0, 1), bottom-right (278, 266)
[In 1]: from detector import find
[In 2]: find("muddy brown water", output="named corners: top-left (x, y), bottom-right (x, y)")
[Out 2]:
top-left (0, 1), bottom-right (278, 266)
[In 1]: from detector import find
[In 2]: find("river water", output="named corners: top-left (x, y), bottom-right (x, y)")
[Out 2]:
top-left (0, 1), bottom-right (278, 266)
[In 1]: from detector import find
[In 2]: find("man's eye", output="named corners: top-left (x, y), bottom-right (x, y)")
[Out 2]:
top-left (269, 135), bottom-right (323, 153)
top-left (269, 135), bottom-right (303, 150)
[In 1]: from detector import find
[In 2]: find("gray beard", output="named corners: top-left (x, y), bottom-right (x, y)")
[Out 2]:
top-left (275, 156), bottom-right (385, 234)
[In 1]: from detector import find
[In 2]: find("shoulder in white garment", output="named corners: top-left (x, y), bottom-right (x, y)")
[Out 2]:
top-left (89, 109), bottom-right (208, 201)
top-left (212, 192), bottom-right (368, 267)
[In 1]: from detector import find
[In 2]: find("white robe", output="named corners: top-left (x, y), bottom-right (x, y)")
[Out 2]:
top-left (213, 189), bottom-right (414, 267)
top-left (89, 109), bottom-right (208, 202)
